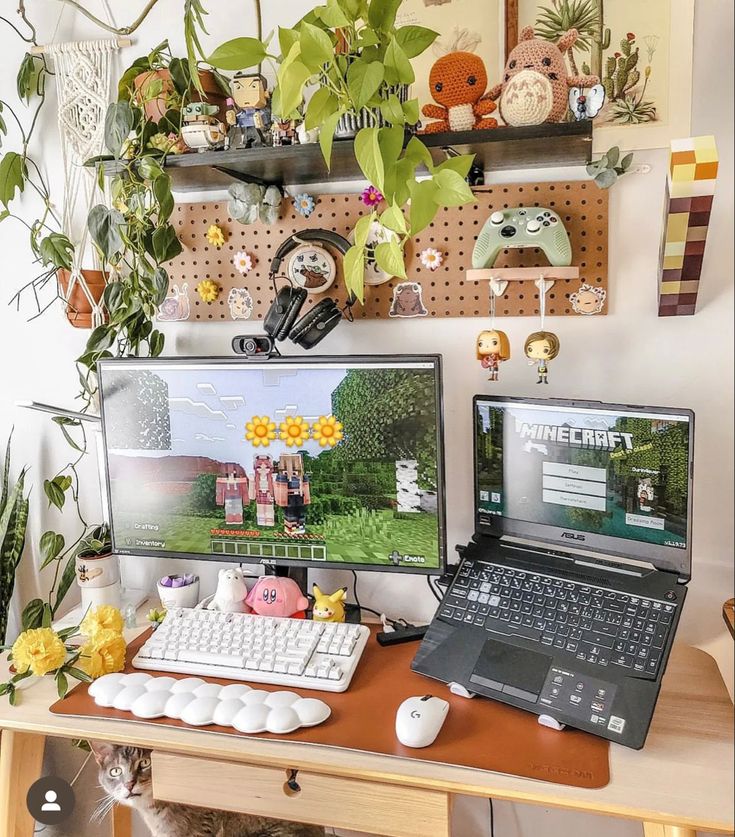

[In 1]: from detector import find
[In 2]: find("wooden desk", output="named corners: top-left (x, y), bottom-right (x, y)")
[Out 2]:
top-left (724, 599), bottom-right (734, 639)
top-left (0, 631), bottom-right (732, 837)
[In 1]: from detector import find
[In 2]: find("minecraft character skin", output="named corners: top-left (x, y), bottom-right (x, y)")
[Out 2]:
top-left (638, 479), bottom-right (655, 513)
top-left (476, 329), bottom-right (511, 381)
top-left (226, 73), bottom-right (271, 149)
top-left (524, 331), bottom-right (560, 384)
top-left (215, 464), bottom-right (250, 525)
top-left (253, 454), bottom-right (276, 527)
top-left (274, 453), bottom-right (311, 536)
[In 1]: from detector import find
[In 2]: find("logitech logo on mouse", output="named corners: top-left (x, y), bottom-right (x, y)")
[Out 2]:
top-left (410, 710), bottom-right (422, 719)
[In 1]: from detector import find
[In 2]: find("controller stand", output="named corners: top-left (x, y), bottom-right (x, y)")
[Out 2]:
top-left (466, 265), bottom-right (580, 296)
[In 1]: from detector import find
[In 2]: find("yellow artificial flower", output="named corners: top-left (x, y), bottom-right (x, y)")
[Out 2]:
top-left (206, 224), bottom-right (226, 248)
top-left (11, 628), bottom-right (67, 677)
top-left (312, 415), bottom-right (344, 448)
top-left (79, 629), bottom-right (127, 680)
top-left (196, 279), bottom-right (221, 302)
top-left (245, 416), bottom-right (276, 447)
top-left (279, 416), bottom-right (310, 448)
top-left (80, 605), bottom-right (124, 638)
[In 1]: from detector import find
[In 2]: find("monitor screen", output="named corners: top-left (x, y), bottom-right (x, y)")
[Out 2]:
top-left (98, 356), bottom-right (445, 573)
top-left (474, 397), bottom-right (693, 578)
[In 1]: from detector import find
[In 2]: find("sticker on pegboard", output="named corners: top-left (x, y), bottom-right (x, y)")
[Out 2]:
top-left (157, 283), bottom-right (191, 322)
top-left (389, 282), bottom-right (429, 318)
top-left (227, 287), bottom-right (254, 320)
top-left (570, 283), bottom-right (606, 315)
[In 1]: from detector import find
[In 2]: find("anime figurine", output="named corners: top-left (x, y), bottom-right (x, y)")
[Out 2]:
top-left (476, 329), bottom-right (511, 382)
top-left (271, 117), bottom-right (297, 146)
top-left (421, 51), bottom-right (497, 133)
top-left (252, 454), bottom-right (276, 527)
top-left (487, 27), bottom-right (599, 126)
top-left (524, 331), bottom-right (560, 384)
top-left (568, 84), bottom-right (606, 121)
top-left (638, 479), bottom-right (655, 513)
top-left (245, 576), bottom-right (309, 619)
top-left (180, 101), bottom-right (227, 152)
top-left (274, 453), bottom-right (311, 536)
top-left (226, 73), bottom-right (271, 149)
top-left (215, 463), bottom-right (250, 525)
top-left (205, 568), bottom-right (249, 613)
top-left (311, 585), bottom-right (348, 623)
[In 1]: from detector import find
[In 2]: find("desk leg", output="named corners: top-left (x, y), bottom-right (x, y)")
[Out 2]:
top-left (642, 823), bottom-right (696, 837)
top-left (112, 804), bottom-right (132, 837)
top-left (0, 730), bottom-right (46, 837)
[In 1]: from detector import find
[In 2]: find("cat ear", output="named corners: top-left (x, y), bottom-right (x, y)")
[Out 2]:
top-left (89, 741), bottom-right (116, 765)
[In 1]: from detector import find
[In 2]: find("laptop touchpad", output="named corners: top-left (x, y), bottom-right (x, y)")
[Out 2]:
top-left (469, 641), bottom-right (552, 703)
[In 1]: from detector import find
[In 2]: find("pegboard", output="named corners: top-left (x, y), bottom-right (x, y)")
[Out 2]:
top-left (162, 181), bottom-right (608, 323)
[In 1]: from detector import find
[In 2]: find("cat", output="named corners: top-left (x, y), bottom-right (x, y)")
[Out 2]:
top-left (90, 742), bottom-right (325, 837)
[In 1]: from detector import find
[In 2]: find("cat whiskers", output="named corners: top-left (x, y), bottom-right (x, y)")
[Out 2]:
top-left (90, 792), bottom-right (117, 824)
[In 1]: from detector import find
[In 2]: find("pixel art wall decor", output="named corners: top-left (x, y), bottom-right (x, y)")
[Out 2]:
top-left (657, 136), bottom-right (718, 316)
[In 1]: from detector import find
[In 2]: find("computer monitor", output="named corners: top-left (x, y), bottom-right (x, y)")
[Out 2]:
top-left (98, 355), bottom-right (446, 574)
top-left (473, 396), bottom-right (694, 580)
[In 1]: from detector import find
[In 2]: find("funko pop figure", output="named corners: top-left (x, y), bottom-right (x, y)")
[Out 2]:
top-left (252, 455), bottom-right (276, 527)
top-left (215, 463), bottom-right (250, 525)
top-left (274, 453), bottom-right (311, 536)
top-left (570, 283), bottom-right (607, 315)
top-left (524, 331), bottom-right (560, 384)
top-left (226, 72), bottom-right (271, 149)
top-left (476, 329), bottom-right (511, 382)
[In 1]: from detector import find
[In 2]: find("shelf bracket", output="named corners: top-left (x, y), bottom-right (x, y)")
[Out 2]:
top-left (212, 166), bottom-right (270, 188)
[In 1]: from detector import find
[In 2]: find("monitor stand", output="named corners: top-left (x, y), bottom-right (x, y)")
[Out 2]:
top-left (264, 565), bottom-right (362, 623)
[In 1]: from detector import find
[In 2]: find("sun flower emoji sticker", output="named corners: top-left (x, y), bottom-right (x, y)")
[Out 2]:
top-left (279, 416), bottom-right (310, 448)
top-left (312, 415), bottom-right (343, 448)
top-left (245, 416), bottom-right (276, 447)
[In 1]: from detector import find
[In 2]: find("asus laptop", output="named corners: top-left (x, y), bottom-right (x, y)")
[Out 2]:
top-left (413, 397), bottom-right (694, 749)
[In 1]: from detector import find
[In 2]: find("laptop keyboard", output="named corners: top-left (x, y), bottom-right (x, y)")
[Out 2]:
top-left (440, 561), bottom-right (677, 677)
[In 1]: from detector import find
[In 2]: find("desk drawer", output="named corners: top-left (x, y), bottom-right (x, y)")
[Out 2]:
top-left (152, 752), bottom-right (451, 837)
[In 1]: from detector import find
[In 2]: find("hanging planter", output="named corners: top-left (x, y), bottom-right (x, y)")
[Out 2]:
top-left (58, 269), bottom-right (108, 330)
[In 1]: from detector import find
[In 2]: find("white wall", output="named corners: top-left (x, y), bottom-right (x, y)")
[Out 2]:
top-left (0, 2), bottom-right (732, 836)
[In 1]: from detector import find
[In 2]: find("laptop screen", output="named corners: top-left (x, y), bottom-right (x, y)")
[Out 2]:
top-left (474, 397), bottom-right (694, 579)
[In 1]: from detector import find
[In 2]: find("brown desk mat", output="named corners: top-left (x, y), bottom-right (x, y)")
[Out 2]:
top-left (52, 626), bottom-right (609, 789)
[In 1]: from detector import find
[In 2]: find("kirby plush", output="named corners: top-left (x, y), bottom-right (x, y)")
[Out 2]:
top-left (245, 576), bottom-right (309, 619)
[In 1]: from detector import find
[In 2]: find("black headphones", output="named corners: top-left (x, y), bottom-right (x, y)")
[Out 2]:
top-left (263, 230), bottom-right (353, 350)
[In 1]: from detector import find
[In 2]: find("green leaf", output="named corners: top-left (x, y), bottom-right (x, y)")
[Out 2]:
top-left (207, 37), bottom-right (267, 70)
top-left (353, 214), bottom-right (374, 248)
top-left (409, 178), bottom-right (440, 235)
top-left (433, 168), bottom-right (474, 206)
top-left (390, 157), bottom-right (415, 207)
top-left (380, 203), bottom-right (407, 234)
top-left (367, 0), bottom-right (403, 32)
top-left (305, 87), bottom-right (338, 131)
top-left (40, 531), bottom-right (65, 570)
top-left (152, 224), bottom-right (183, 264)
top-left (374, 239), bottom-right (407, 280)
top-left (342, 244), bottom-right (366, 303)
top-left (347, 60), bottom-right (385, 110)
top-left (41, 603), bottom-right (53, 629)
top-left (16, 53), bottom-right (39, 102)
top-left (299, 22), bottom-right (333, 72)
top-left (152, 267), bottom-right (170, 305)
top-left (137, 156), bottom-right (164, 180)
top-left (0, 152), bottom-right (27, 208)
top-left (55, 670), bottom-right (69, 699)
top-left (316, 0), bottom-right (350, 27)
top-left (378, 125), bottom-right (404, 167)
top-left (43, 479), bottom-right (65, 511)
top-left (53, 555), bottom-right (77, 615)
top-left (39, 233), bottom-right (74, 270)
top-left (403, 136), bottom-right (433, 169)
top-left (318, 110), bottom-right (342, 170)
top-left (88, 205), bottom-right (123, 261)
top-left (402, 98), bottom-right (420, 125)
top-left (58, 424), bottom-right (83, 453)
top-left (380, 95), bottom-right (405, 126)
top-left (384, 38), bottom-right (414, 86)
top-left (85, 324), bottom-right (115, 353)
top-left (338, 0), bottom-right (365, 21)
top-left (149, 329), bottom-right (165, 356)
top-left (278, 59), bottom-right (312, 117)
top-left (435, 153), bottom-right (475, 180)
top-left (354, 127), bottom-right (385, 192)
top-left (104, 101), bottom-right (134, 158)
top-left (395, 26), bottom-right (439, 58)
top-left (153, 173), bottom-right (174, 220)
top-left (607, 146), bottom-right (620, 167)
top-left (67, 667), bottom-right (93, 683)
top-left (21, 599), bottom-right (44, 631)
top-left (278, 27), bottom-right (299, 58)
top-left (621, 152), bottom-right (634, 171)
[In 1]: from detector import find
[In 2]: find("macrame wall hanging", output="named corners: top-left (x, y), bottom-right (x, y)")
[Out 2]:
top-left (45, 37), bottom-right (120, 327)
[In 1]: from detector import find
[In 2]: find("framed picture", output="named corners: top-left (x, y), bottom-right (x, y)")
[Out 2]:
top-left (513, 0), bottom-right (694, 151)
top-left (396, 0), bottom-right (506, 119)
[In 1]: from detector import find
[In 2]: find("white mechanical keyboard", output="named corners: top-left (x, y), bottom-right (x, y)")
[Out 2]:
top-left (133, 607), bottom-right (370, 693)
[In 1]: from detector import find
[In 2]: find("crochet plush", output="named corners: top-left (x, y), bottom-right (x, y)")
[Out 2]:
top-left (421, 51), bottom-right (497, 133)
top-left (488, 27), bottom-right (599, 126)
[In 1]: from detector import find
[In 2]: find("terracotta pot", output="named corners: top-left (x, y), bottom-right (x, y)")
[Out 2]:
top-left (133, 68), bottom-right (228, 124)
top-left (58, 269), bottom-right (108, 330)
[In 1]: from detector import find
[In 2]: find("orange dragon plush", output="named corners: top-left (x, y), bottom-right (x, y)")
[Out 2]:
top-left (421, 51), bottom-right (498, 133)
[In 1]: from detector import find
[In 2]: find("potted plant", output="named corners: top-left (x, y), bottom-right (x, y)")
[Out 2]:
top-left (207, 0), bottom-right (477, 301)
top-left (0, 436), bottom-right (29, 645)
top-left (75, 525), bottom-right (112, 560)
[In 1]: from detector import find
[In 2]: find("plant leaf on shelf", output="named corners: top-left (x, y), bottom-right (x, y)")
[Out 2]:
top-left (207, 37), bottom-right (268, 71)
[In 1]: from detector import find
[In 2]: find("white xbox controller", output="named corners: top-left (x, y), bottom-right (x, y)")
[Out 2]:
top-left (472, 207), bottom-right (573, 269)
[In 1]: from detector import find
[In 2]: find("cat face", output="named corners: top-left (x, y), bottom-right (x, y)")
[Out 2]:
top-left (91, 743), bottom-right (153, 808)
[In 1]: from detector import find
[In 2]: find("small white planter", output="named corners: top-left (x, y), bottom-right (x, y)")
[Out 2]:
top-left (157, 576), bottom-right (200, 609)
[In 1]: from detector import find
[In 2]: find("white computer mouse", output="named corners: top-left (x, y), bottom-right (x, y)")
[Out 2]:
top-left (395, 695), bottom-right (450, 748)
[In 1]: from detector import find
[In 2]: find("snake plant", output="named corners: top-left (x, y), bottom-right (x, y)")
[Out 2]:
top-left (0, 435), bottom-right (30, 644)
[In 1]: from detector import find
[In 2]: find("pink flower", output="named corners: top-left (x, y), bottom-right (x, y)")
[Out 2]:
top-left (626, 32), bottom-right (636, 41)
top-left (361, 186), bottom-right (384, 208)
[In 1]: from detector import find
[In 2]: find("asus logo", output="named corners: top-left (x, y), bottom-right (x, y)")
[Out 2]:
top-left (560, 532), bottom-right (586, 541)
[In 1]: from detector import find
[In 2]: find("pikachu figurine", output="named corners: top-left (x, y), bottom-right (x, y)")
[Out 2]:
top-left (312, 585), bottom-right (348, 623)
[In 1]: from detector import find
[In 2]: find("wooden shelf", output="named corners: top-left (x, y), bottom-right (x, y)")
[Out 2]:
top-left (140, 121), bottom-right (592, 192)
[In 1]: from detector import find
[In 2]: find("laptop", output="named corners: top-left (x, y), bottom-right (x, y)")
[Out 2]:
top-left (412, 396), bottom-right (694, 749)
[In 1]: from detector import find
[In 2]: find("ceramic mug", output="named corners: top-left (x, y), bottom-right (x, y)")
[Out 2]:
top-left (75, 552), bottom-right (120, 589)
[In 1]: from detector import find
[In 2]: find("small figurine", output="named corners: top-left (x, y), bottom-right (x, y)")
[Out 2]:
top-left (638, 478), bottom-right (655, 513)
top-left (274, 453), bottom-right (310, 536)
top-left (271, 117), bottom-right (297, 146)
top-left (476, 329), bottom-right (511, 382)
top-left (568, 84), bottom-right (606, 121)
top-left (180, 101), bottom-right (227, 152)
top-left (296, 122), bottom-right (319, 144)
top-left (215, 463), bottom-right (250, 524)
top-left (421, 51), bottom-right (498, 133)
top-left (524, 331), bottom-right (560, 384)
top-left (245, 576), bottom-right (309, 619)
top-left (206, 567), bottom-right (249, 613)
top-left (226, 73), bottom-right (271, 149)
top-left (312, 585), bottom-right (348, 623)
top-left (487, 27), bottom-right (599, 126)
top-left (252, 454), bottom-right (276, 527)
